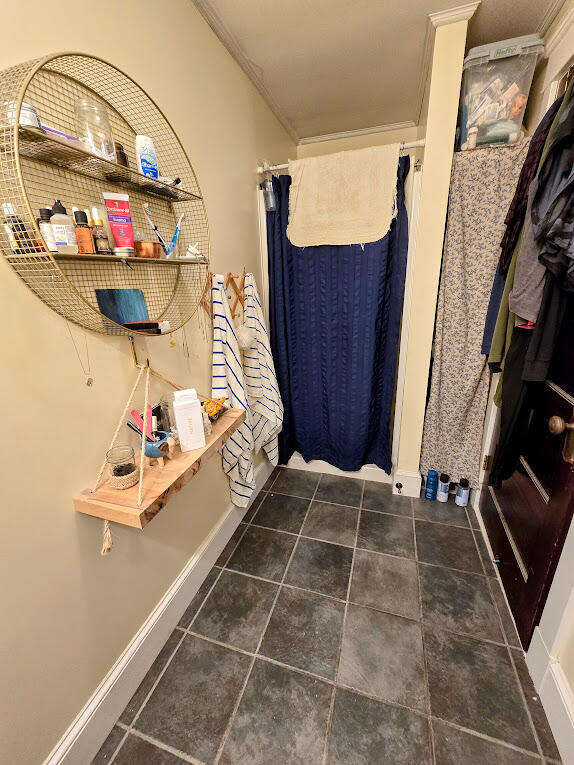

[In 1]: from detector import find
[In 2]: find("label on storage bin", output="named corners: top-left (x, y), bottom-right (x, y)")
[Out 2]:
top-left (490, 44), bottom-right (522, 60)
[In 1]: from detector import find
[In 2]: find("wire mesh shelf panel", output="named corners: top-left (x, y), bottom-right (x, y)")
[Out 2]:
top-left (0, 52), bottom-right (209, 335)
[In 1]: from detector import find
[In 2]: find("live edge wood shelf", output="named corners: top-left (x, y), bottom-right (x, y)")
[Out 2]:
top-left (74, 408), bottom-right (246, 529)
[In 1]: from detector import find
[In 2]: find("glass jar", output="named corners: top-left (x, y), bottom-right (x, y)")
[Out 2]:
top-left (106, 445), bottom-right (138, 489)
top-left (74, 97), bottom-right (117, 162)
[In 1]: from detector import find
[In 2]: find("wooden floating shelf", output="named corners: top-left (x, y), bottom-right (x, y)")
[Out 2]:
top-left (74, 408), bottom-right (246, 529)
top-left (16, 126), bottom-right (202, 203)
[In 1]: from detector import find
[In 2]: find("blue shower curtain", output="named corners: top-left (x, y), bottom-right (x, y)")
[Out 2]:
top-left (266, 156), bottom-right (410, 473)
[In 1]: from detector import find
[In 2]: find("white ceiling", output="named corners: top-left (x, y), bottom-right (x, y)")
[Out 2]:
top-left (192, 0), bottom-right (563, 141)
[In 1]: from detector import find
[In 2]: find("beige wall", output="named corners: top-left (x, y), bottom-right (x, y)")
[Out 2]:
top-left (0, 2), bottom-right (294, 762)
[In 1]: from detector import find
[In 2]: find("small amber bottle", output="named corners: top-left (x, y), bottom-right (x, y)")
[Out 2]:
top-left (73, 209), bottom-right (96, 254)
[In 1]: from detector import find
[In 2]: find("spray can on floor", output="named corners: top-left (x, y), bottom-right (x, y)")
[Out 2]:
top-left (455, 478), bottom-right (470, 507)
top-left (425, 469), bottom-right (438, 501)
top-left (437, 473), bottom-right (450, 503)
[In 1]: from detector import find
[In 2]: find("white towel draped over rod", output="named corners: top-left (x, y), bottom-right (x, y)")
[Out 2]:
top-left (257, 138), bottom-right (426, 173)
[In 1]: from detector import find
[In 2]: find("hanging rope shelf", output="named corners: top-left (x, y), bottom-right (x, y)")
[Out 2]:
top-left (0, 52), bottom-right (210, 334)
top-left (74, 359), bottom-right (246, 551)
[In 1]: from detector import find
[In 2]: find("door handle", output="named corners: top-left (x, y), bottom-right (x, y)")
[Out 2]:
top-left (548, 416), bottom-right (574, 463)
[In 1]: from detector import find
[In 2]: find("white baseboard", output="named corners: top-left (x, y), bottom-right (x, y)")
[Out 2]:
top-left (391, 469), bottom-right (421, 497)
top-left (44, 461), bottom-right (274, 765)
top-left (286, 452), bottom-right (391, 483)
top-left (539, 662), bottom-right (574, 765)
top-left (527, 626), bottom-right (574, 765)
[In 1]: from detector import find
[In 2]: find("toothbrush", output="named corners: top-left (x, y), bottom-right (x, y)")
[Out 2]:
top-left (142, 203), bottom-right (168, 254)
top-left (166, 212), bottom-right (186, 258)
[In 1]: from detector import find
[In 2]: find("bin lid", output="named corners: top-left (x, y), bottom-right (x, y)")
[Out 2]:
top-left (464, 34), bottom-right (544, 67)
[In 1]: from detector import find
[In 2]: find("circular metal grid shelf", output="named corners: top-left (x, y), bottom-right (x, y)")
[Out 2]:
top-left (0, 52), bottom-right (209, 335)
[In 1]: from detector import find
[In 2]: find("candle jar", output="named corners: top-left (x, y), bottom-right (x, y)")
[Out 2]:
top-left (106, 445), bottom-right (138, 489)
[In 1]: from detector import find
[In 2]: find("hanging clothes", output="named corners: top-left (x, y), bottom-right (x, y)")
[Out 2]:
top-left (490, 83), bottom-right (573, 485)
top-left (532, 82), bottom-right (574, 292)
top-left (509, 178), bottom-right (547, 322)
top-left (483, 98), bottom-right (562, 359)
top-left (211, 274), bottom-right (256, 506)
top-left (420, 141), bottom-right (529, 488)
top-left (267, 156), bottom-right (410, 473)
top-left (488, 90), bottom-right (572, 396)
top-left (242, 273), bottom-right (283, 463)
top-left (498, 97), bottom-right (562, 274)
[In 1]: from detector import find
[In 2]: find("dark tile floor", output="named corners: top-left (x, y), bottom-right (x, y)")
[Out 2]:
top-left (94, 469), bottom-right (562, 765)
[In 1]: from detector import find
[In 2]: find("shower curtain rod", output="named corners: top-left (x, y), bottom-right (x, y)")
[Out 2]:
top-left (258, 138), bottom-right (426, 173)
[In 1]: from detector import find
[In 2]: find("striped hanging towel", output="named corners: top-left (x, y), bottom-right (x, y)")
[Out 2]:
top-left (242, 273), bottom-right (283, 464)
top-left (211, 274), bottom-right (256, 506)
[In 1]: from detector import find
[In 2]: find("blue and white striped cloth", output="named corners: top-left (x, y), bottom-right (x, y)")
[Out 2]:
top-left (242, 273), bottom-right (283, 464)
top-left (211, 274), bottom-right (256, 506)
top-left (211, 273), bottom-right (283, 507)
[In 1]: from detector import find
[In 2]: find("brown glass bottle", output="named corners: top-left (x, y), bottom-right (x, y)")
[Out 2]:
top-left (73, 209), bottom-right (96, 254)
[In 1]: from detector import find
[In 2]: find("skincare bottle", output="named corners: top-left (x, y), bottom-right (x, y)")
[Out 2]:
top-left (173, 388), bottom-right (206, 452)
top-left (50, 200), bottom-right (78, 254)
top-left (437, 473), bottom-right (450, 503)
top-left (455, 478), bottom-right (470, 507)
top-left (2, 202), bottom-right (36, 253)
top-left (91, 207), bottom-right (111, 253)
top-left (135, 135), bottom-right (159, 179)
top-left (424, 469), bottom-right (438, 501)
top-left (73, 209), bottom-right (96, 253)
top-left (38, 207), bottom-right (58, 252)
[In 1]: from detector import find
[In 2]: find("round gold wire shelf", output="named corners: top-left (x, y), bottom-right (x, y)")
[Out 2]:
top-left (0, 52), bottom-right (209, 335)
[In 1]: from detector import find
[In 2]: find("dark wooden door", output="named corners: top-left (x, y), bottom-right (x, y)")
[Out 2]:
top-left (481, 302), bottom-right (574, 648)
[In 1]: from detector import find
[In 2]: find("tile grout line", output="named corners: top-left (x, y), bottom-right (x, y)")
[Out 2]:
top-left (108, 630), bottom-right (189, 764)
top-left (108, 489), bottom-right (266, 762)
top-left (268, 485), bottom-right (476, 529)
top-left (460, 506), bottom-right (545, 760)
top-left (246, 519), bottom-right (494, 577)
top-left (431, 715), bottom-right (544, 760)
top-left (115, 723), bottom-right (204, 764)
top-left (411, 495), bottom-right (435, 765)
top-left (507, 642), bottom-right (546, 761)
top-left (212, 471), bottom-right (322, 764)
top-left (109, 474), bottom-right (544, 765)
top-left (321, 478), bottom-right (365, 765)
top-left (105, 727), bottom-right (130, 765)
top-left (172, 583), bottom-right (543, 756)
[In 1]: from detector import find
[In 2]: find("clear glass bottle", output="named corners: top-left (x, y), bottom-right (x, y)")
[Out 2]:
top-left (74, 97), bottom-right (117, 162)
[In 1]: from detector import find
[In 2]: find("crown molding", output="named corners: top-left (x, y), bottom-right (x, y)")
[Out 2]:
top-left (542, 0), bottom-right (574, 57)
top-left (429, 1), bottom-right (481, 28)
top-left (191, 0), bottom-right (300, 142)
top-left (298, 121), bottom-right (417, 146)
top-left (538, 0), bottom-right (570, 38)
top-left (414, 16), bottom-right (435, 125)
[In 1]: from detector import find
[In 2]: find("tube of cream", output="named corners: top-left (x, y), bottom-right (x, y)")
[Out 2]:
top-left (103, 192), bottom-right (134, 250)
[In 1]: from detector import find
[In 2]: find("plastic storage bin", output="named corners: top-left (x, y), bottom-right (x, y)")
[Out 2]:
top-left (459, 34), bottom-right (544, 151)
